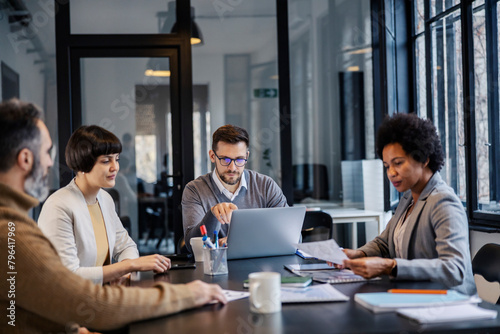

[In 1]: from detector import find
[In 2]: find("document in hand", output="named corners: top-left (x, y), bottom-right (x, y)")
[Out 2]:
top-left (355, 290), bottom-right (481, 313)
top-left (295, 239), bottom-right (348, 264)
top-left (397, 304), bottom-right (497, 324)
top-left (281, 284), bottom-right (349, 303)
top-left (284, 263), bottom-right (380, 284)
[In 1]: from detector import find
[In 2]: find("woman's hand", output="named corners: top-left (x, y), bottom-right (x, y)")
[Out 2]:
top-left (343, 257), bottom-right (395, 279)
top-left (127, 254), bottom-right (171, 273)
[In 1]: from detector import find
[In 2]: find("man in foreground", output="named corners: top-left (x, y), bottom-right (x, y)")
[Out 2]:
top-left (0, 99), bottom-right (226, 333)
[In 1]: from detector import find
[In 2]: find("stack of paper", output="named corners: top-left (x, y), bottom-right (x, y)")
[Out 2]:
top-left (397, 304), bottom-right (497, 324)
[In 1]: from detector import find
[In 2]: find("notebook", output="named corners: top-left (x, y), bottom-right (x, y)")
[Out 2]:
top-left (354, 290), bottom-right (480, 313)
top-left (226, 206), bottom-right (306, 260)
top-left (243, 276), bottom-right (312, 288)
top-left (281, 284), bottom-right (349, 303)
top-left (397, 304), bottom-right (497, 324)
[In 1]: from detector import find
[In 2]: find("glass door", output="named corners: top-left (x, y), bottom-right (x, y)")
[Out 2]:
top-left (68, 49), bottom-right (185, 254)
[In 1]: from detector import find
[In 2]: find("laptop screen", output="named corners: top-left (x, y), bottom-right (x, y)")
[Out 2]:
top-left (226, 206), bottom-right (306, 260)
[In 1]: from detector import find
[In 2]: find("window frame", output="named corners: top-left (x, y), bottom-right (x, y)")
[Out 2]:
top-left (411, 0), bottom-right (500, 230)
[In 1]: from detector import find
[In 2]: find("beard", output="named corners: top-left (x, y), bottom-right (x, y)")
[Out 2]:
top-left (218, 169), bottom-right (242, 186)
top-left (24, 159), bottom-right (50, 202)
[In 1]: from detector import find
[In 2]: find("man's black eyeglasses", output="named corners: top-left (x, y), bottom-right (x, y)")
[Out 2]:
top-left (213, 151), bottom-right (248, 167)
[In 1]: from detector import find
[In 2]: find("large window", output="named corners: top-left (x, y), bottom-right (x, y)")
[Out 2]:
top-left (413, 0), bottom-right (500, 228)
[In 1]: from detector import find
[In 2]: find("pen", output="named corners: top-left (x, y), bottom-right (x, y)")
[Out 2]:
top-left (200, 225), bottom-right (207, 237)
top-left (388, 289), bottom-right (448, 294)
top-left (202, 235), bottom-right (215, 249)
top-left (213, 230), bottom-right (218, 249)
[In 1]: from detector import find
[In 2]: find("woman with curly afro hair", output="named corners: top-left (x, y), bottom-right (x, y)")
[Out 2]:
top-left (337, 113), bottom-right (476, 295)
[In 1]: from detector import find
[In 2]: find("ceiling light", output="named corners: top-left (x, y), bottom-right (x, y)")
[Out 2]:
top-left (170, 7), bottom-right (203, 45)
top-left (144, 69), bottom-right (171, 77)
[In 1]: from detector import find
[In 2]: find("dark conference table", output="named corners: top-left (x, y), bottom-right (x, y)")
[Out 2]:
top-left (129, 255), bottom-right (500, 333)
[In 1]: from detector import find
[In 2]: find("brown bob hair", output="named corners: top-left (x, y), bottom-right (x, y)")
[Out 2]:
top-left (65, 125), bottom-right (122, 173)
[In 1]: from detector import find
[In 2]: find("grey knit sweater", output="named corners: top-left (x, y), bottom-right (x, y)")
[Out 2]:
top-left (182, 170), bottom-right (287, 252)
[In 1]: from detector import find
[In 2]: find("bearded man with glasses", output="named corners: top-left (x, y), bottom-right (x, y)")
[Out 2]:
top-left (182, 124), bottom-right (287, 252)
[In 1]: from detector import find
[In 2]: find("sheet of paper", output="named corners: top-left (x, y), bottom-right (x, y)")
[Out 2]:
top-left (397, 304), bottom-right (497, 324)
top-left (223, 289), bottom-right (250, 302)
top-left (295, 239), bottom-right (348, 264)
top-left (209, 289), bottom-right (249, 304)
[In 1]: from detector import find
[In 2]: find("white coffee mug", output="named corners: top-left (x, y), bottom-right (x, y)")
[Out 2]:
top-left (249, 272), bottom-right (281, 314)
top-left (189, 237), bottom-right (204, 262)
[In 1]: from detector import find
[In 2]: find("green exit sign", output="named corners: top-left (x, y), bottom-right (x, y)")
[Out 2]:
top-left (253, 88), bottom-right (278, 98)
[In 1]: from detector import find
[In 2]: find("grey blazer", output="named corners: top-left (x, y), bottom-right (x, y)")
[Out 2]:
top-left (359, 172), bottom-right (476, 295)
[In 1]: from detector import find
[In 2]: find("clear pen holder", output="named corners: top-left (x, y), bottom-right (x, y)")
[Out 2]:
top-left (203, 247), bottom-right (228, 276)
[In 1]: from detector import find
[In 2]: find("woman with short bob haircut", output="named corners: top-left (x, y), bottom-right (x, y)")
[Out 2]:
top-left (39, 125), bottom-right (171, 285)
top-left (334, 113), bottom-right (476, 295)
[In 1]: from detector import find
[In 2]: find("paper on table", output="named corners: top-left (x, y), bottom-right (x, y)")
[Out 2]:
top-left (209, 289), bottom-right (249, 304)
top-left (281, 284), bottom-right (349, 303)
top-left (223, 289), bottom-right (250, 302)
top-left (295, 239), bottom-right (348, 264)
top-left (397, 304), bottom-right (497, 324)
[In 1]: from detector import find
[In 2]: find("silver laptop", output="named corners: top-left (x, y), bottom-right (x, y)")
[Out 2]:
top-left (226, 206), bottom-right (306, 260)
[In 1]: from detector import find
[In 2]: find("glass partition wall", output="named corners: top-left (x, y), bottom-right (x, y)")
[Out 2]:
top-left (191, 1), bottom-right (281, 181)
top-left (287, 1), bottom-right (377, 247)
top-left (288, 0), bottom-right (375, 207)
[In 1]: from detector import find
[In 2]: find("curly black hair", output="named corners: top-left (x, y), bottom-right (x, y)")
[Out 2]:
top-left (376, 113), bottom-right (444, 173)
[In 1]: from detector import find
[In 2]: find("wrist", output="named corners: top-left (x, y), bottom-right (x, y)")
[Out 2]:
top-left (389, 259), bottom-right (397, 277)
top-left (122, 258), bottom-right (135, 272)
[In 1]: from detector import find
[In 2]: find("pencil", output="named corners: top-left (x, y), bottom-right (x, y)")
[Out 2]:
top-left (388, 289), bottom-right (448, 294)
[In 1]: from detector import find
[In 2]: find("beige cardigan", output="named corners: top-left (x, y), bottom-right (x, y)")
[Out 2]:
top-left (0, 183), bottom-right (196, 333)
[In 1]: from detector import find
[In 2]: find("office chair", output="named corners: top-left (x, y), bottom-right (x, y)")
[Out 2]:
top-left (293, 164), bottom-right (329, 202)
top-left (301, 210), bottom-right (333, 242)
top-left (472, 243), bottom-right (500, 304)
